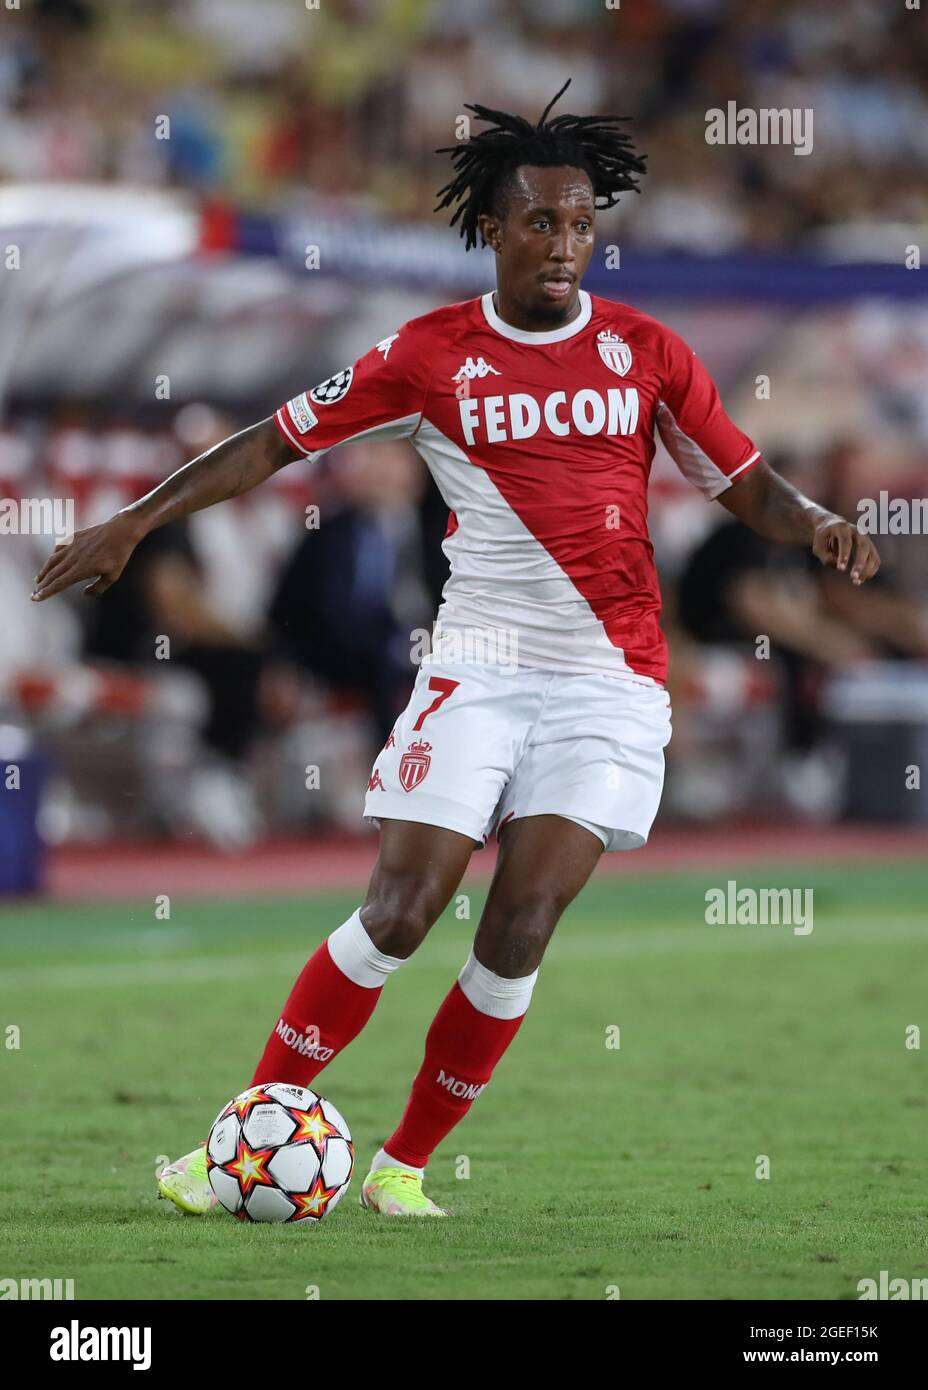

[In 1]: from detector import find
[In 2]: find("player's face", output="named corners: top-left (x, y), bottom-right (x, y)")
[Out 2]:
top-left (478, 165), bottom-right (596, 329)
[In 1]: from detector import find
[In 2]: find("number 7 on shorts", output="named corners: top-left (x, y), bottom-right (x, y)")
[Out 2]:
top-left (412, 677), bottom-right (460, 732)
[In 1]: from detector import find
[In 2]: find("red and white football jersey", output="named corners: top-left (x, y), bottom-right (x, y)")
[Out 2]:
top-left (274, 291), bottom-right (760, 685)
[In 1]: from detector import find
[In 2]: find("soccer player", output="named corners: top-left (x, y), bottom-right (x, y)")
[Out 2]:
top-left (34, 86), bottom-right (880, 1217)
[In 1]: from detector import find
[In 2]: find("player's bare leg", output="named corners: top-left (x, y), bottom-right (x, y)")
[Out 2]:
top-left (472, 814), bottom-right (604, 975)
top-left (159, 820), bottom-right (475, 1214)
top-left (361, 815), bottom-right (603, 1215)
top-left (359, 820), bottom-right (477, 957)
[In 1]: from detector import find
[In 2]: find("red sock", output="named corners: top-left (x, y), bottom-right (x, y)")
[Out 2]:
top-left (384, 981), bottom-right (527, 1169)
top-left (250, 941), bottom-right (382, 1089)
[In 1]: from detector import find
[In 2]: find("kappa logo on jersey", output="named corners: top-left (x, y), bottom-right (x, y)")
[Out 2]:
top-left (376, 334), bottom-right (399, 361)
top-left (285, 391), bottom-right (319, 435)
top-left (367, 769), bottom-right (385, 792)
top-left (399, 739), bottom-right (432, 792)
top-left (597, 330), bottom-right (633, 378)
top-left (452, 356), bottom-right (501, 382)
top-left (310, 367), bottom-right (353, 405)
top-left (459, 386), bottom-right (639, 445)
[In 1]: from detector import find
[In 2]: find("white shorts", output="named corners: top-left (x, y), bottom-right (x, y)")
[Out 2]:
top-left (363, 661), bottom-right (672, 853)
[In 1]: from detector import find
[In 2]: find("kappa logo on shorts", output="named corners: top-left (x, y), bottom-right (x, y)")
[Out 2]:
top-left (310, 367), bottom-right (353, 405)
top-left (368, 770), bottom-right (385, 792)
top-left (399, 740), bottom-right (432, 792)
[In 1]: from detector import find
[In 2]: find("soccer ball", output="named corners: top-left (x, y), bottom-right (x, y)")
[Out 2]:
top-left (206, 1082), bottom-right (354, 1223)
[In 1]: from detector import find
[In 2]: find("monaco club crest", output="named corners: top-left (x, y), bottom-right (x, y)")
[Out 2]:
top-left (597, 330), bottom-right (632, 377)
top-left (399, 740), bottom-right (432, 792)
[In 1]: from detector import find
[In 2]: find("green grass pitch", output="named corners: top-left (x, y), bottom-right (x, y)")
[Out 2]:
top-left (1, 859), bottom-right (925, 1301)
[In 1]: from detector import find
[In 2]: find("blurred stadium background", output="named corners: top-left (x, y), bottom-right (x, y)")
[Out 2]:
top-left (1, 0), bottom-right (927, 898)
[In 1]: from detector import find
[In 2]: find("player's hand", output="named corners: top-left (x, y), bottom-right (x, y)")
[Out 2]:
top-left (811, 517), bottom-right (880, 586)
top-left (31, 511), bottom-right (145, 602)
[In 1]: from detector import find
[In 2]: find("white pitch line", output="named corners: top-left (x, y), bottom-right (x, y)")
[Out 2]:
top-left (0, 953), bottom-right (303, 992)
top-left (548, 914), bottom-right (926, 959)
top-left (1, 914), bottom-right (924, 992)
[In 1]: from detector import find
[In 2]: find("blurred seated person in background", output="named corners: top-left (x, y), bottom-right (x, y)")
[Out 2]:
top-left (83, 521), bottom-right (264, 764)
top-left (82, 413), bottom-right (267, 846)
top-left (677, 452), bottom-right (928, 753)
top-left (816, 437), bottom-right (928, 655)
top-left (268, 439), bottom-right (430, 744)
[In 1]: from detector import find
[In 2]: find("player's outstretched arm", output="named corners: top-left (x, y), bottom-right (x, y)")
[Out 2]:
top-left (718, 459), bottom-right (880, 587)
top-left (32, 417), bottom-right (299, 602)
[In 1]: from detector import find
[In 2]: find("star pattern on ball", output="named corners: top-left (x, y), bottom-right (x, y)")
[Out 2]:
top-left (226, 1140), bottom-right (275, 1195)
top-left (287, 1102), bottom-right (341, 1150)
top-left (292, 1176), bottom-right (342, 1222)
top-left (229, 1087), bottom-right (273, 1121)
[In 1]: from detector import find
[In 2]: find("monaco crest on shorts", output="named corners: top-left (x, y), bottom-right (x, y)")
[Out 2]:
top-left (399, 740), bottom-right (432, 792)
top-left (597, 330), bottom-right (632, 378)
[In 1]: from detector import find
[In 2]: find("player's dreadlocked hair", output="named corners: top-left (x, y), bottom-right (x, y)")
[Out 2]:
top-left (435, 79), bottom-right (646, 251)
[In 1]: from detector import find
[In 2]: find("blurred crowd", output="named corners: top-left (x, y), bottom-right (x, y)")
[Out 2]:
top-left (3, 381), bottom-right (927, 846)
top-left (1, 0), bottom-right (926, 254)
top-left (1, 0), bottom-right (927, 855)
top-left (1, 404), bottom-right (437, 846)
